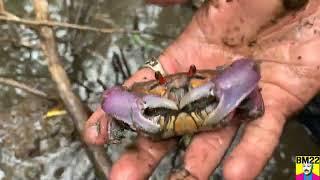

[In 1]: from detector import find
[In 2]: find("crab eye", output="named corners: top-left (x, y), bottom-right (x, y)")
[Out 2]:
top-left (188, 64), bottom-right (197, 77)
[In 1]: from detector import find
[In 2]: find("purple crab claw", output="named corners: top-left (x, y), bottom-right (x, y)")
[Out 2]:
top-left (207, 59), bottom-right (260, 125)
top-left (102, 86), bottom-right (178, 135)
top-left (180, 59), bottom-right (261, 126)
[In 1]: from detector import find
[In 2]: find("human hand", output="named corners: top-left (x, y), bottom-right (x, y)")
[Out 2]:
top-left (84, 0), bottom-right (320, 179)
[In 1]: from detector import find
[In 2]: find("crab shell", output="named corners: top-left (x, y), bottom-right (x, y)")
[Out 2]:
top-left (102, 59), bottom-right (264, 142)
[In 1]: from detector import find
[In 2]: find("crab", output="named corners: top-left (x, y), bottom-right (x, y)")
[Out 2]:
top-left (101, 58), bottom-right (265, 142)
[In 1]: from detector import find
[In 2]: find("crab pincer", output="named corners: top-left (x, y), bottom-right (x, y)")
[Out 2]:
top-left (179, 59), bottom-right (263, 127)
top-left (101, 86), bottom-right (178, 136)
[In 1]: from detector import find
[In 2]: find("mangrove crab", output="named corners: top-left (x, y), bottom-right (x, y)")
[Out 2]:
top-left (102, 59), bottom-right (264, 142)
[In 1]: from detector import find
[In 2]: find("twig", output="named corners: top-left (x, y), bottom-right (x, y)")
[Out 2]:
top-left (0, 0), bottom-right (4, 12)
top-left (0, 15), bottom-right (123, 33)
top-left (32, 0), bottom-right (111, 178)
top-left (0, 14), bottom-right (176, 39)
top-left (0, 77), bottom-right (49, 99)
top-left (0, 0), bottom-right (19, 20)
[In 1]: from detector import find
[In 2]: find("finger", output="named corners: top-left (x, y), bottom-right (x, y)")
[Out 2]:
top-left (122, 68), bottom-right (156, 87)
top-left (170, 125), bottom-right (239, 179)
top-left (222, 85), bottom-right (288, 179)
top-left (145, 0), bottom-right (189, 6)
top-left (83, 107), bottom-right (109, 145)
top-left (222, 113), bottom-right (285, 179)
top-left (110, 137), bottom-right (176, 180)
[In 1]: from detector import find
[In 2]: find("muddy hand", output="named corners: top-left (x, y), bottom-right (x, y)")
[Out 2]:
top-left (83, 0), bottom-right (320, 179)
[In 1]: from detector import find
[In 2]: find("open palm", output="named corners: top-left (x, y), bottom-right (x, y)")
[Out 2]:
top-left (84, 0), bottom-right (320, 179)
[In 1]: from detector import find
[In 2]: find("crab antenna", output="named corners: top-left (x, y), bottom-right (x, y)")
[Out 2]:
top-left (155, 71), bottom-right (166, 85)
top-left (188, 64), bottom-right (197, 77)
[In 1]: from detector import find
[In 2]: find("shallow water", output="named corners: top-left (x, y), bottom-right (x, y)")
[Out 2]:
top-left (0, 0), bottom-right (318, 179)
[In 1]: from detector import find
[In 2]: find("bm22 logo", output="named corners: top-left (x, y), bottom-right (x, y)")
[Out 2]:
top-left (296, 156), bottom-right (320, 180)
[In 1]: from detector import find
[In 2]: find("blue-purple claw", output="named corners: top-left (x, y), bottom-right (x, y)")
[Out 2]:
top-left (207, 59), bottom-right (260, 124)
top-left (180, 59), bottom-right (261, 126)
top-left (102, 86), bottom-right (177, 135)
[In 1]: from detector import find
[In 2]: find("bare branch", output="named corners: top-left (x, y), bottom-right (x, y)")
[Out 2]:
top-left (32, 0), bottom-right (111, 177)
top-left (0, 15), bottom-right (123, 33)
top-left (0, 77), bottom-right (49, 99)
top-left (0, 0), bottom-right (19, 19)
top-left (0, 0), bottom-right (4, 12)
top-left (0, 14), bottom-right (175, 39)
